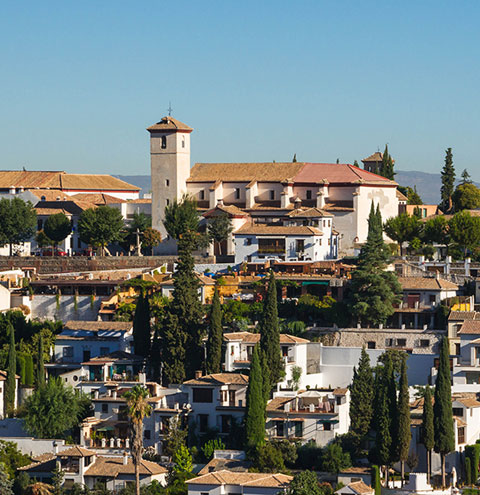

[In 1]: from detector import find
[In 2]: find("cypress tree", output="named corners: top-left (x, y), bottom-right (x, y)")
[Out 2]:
top-left (434, 337), bottom-right (455, 487)
top-left (245, 346), bottom-right (265, 451)
top-left (349, 348), bottom-right (374, 437)
top-left (422, 386), bottom-right (434, 484)
top-left (16, 354), bottom-right (26, 386)
top-left (372, 465), bottom-right (381, 495)
top-left (385, 354), bottom-right (398, 467)
top-left (465, 457), bottom-right (472, 486)
top-left (24, 354), bottom-right (34, 387)
top-left (206, 288), bottom-right (223, 374)
top-left (149, 328), bottom-right (162, 384)
top-left (380, 145), bottom-right (395, 180)
top-left (133, 290), bottom-right (151, 358)
top-left (160, 312), bottom-right (186, 385)
top-left (170, 231), bottom-right (204, 379)
top-left (5, 324), bottom-right (16, 416)
top-left (440, 148), bottom-right (455, 212)
top-left (259, 272), bottom-right (283, 392)
top-left (35, 334), bottom-right (45, 389)
top-left (397, 357), bottom-right (411, 484)
top-left (374, 365), bottom-right (391, 482)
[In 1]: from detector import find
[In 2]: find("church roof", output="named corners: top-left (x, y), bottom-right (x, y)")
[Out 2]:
top-left (147, 116), bottom-right (193, 132)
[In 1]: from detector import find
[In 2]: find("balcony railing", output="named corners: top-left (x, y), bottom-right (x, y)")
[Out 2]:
top-left (258, 247), bottom-right (285, 254)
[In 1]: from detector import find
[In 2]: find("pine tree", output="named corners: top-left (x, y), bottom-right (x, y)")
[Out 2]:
top-left (5, 324), bottom-right (16, 416)
top-left (245, 346), bottom-right (265, 451)
top-left (461, 169), bottom-right (472, 185)
top-left (440, 148), bottom-right (455, 212)
top-left (434, 337), bottom-right (455, 487)
top-left (259, 272), bottom-right (283, 393)
top-left (422, 386), bottom-right (434, 484)
top-left (206, 288), bottom-right (223, 374)
top-left (169, 231), bottom-right (204, 379)
top-left (349, 348), bottom-right (374, 437)
top-left (35, 334), bottom-right (45, 389)
top-left (353, 160), bottom-right (359, 167)
top-left (133, 290), bottom-right (151, 358)
top-left (397, 357), bottom-right (411, 484)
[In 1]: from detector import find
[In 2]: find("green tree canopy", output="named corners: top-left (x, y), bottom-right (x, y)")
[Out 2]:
top-left (440, 148), bottom-right (455, 212)
top-left (78, 206), bottom-right (125, 255)
top-left (132, 291), bottom-right (151, 358)
top-left (0, 198), bottom-right (37, 255)
top-left (287, 471), bottom-right (321, 495)
top-left (35, 230), bottom-right (52, 249)
top-left (205, 288), bottom-right (223, 374)
top-left (207, 213), bottom-right (233, 256)
top-left (321, 443), bottom-right (351, 473)
top-left (452, 183), bottom-right (480, 212)
top-left (397, 357), bottom-right (411, 483)
top-left (5, 325), bottom-right (16, 417)
top-left (245, 345), bottom-right (266, 451)
top-left (448, 210), bottom-right (480, 257)
top-left (142, 227), bottom-right (162, 255)
top-left (384, 213), bottom-right (422, 256)
top-left (24, 378), bottom-right (91, 438)
top-left (422, 385), bottom-right (434, 483)
top-left (164, 194), bottom-right (199, 241)
top-left (44, 213), bottom-right (72, 249)
top-left (349, 348), bottom-right (374, 438)
top-left (423, 215), bottom-right (449, 247)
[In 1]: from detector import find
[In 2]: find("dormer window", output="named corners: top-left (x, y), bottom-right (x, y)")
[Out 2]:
top-left (161, 136), bottom-right (167, 149)
top-left (306, 190), bottom-right (312, 200)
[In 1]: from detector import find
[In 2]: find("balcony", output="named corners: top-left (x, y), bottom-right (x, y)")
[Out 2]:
top-left (258, 246), bottom-right (285, 254)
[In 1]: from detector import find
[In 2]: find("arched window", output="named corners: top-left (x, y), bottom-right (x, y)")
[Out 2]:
top-left (161, 136), bottom-right (167, 149)
top-left (41, 196), bottom-right (46, 201)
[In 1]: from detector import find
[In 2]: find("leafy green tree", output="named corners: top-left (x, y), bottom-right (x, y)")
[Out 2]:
top-left (0, 441), bottom-right (30, 479)
top-left (78, 206), bottom-right (125, 255)
top-left (466, 457), bottom-right (472, 486)
top-left (173, 444), bottom-right (193, 475)
top-left (124, 385), bottom-right (152, 495)
top-left (349, 203), bottom-right (401, 326)
top-left (51, 465), bottom-right (64, 495)
top-left (461, 169), bottom-right (472, 185)
top-left (292, 154), bottom-right (297, 163)
top-left (164, 194), bottom-right (199, 241)
top-left (397, 358), bottom-right (411, 484)
top-left (35, 334), bottom-right (45, 389)
top-left (434, 338), bottom-right (455, 487)
top-left (385, 354), bottom-right (399, 467)
top-left (384, 213), bottom-right (422, 256)
top-left (245, 346), bottom-right (265, 451)
top-left (321, 443), bottom-right (351, 473)
top-left (44, 213), bottom-right (72, 253)
top-left (207, 213), bottom-right (233, 256)
top-left (0, 463), bottom-right (13, 495)
top-left (132, 290), bottom-right (151, 358)
top-left (159, 312), bottom-right (186, 385)
top-left (205, 288), bottom-right (223, 374)
top-left (422, 386), bottom-right (434, 484)
top-left (407, 186), bottom-right (423, 205)
top-left (141, 227), bottom-right (162, 255)
top-left (35, 230), bottom-right (52, 249)
top-left (287, 471), bottom-right (321, 495)
top-left (440, 148), bottom-right (455, 212)
top-left (372, 466), bottom-right (381, 495)
top-left (349, 348), bottom-right (374, 438)
top-left (201, 438), bottom-right (225, 461)
top-left (381, 145), bottom-right (395, 180)
top-left (373, 363), bottom-right (392, 480)
top-left (24, 378), bottom-right (89, 438)
top-left (259, 272), bottom-right (283, 392)
top-left (251, 442), bottom-right (286, 473)
top-left (424, 215), bottom-right (450, 251)
top-left (5, 325), bottom-right (16, 417)
top-left (13, 471), bottom-right (30, 495)
top-left (448, 211), bottom-right (480, 258)
top-left (16, 355), bottom-right (25, 386)
top-left (163, 416), bottom-right (188, 460)
top-left (24, 355), bottom-right (34, 388)
top-left (452, 183), bottom-right (480, 212)
top-left (0, 198), bottom-right (37, 256)
top-left (124, 212), bottom-right (152, 253)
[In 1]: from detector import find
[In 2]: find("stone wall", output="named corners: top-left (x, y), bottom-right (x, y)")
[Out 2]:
top-left (0, 255), bottom-right (214, 274)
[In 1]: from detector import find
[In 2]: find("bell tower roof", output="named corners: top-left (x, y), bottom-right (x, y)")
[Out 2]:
top-left (147, 116), bottom-right (193, 133)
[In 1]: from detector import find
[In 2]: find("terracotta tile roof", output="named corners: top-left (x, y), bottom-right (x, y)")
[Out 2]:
top-left (70, 193), bottom-right (126, 205)
top-left (61, 174), bottom-right (139, 191)
top-left (186, 470), bottom-right (292, 488)
top-left (340, 467), bottom-right (371, 474)
top-left (203, 204), bottom-right (249, 218)
top-left (286, 207), bottom-right (332, 218)
top-left (396, 190), bottom-right (408, 201)
top-left (362, 152), bottom-right (384, 163)
top-left (323, 200), bottom-right (355, 212)
top-left (147, 116), bottom-right (193, 132)
top-left (188, 162), bottom-right (304, 183)
top-left (398, 277), bottom-right (459, 290)
top-left (293, 162), bottom-right (396, 185)
top-left (183, 373), bottom-right (249, 386)
top-left (448, 311), bottom-right (479, 321)
top-left (234, 224), bottom-right (323, 236)
top-left (58, 446), bottom-right (96, 457)
top-left (30, 189), bottom-right (71, 201)
top-left (223, 332), bottom-right (310, 344)
top-left (454, 397), bottom-right (480, 408)
top-left (458, 320), bottom-right (480, 334)
top-left (266, 397), bottom-right (294, 411)
top-left (85, 456), bottom-right (167, 477)
top-left (344, 481), bottom-right (375, 495)
top-left (64, 321), bottom-right (132, 332)
top-left (127, 198), bottom-right (152, 204)
top-left (198, 458), bottom-right (251, 475)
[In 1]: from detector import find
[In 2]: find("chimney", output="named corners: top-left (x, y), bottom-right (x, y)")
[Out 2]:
top-left (8, 186), bottom-right (15, 195)
top-left (217, 199), bottom-right (224, 207)
top-left (195, 370), bottom-right (203, 379)
top-left (112, 389), bottom-right (117, 399)
top-left (94, 390), bottom-right (99, 399)
top-left (294, 197), bottom-right (302, 210)
top-left (53, 441), bottom-right (59, 454)
top-left (123, 451), bottom-right (128, 465)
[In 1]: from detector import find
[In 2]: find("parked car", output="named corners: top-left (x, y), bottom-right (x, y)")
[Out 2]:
top-left (41, 248), bottom-right (67, 256)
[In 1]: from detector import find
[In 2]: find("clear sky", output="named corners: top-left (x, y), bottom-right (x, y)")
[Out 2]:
top-left (1, 1), bottom-right (479, 180)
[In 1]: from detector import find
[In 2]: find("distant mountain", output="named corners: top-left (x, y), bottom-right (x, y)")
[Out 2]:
top-left (117, 171), bottom-right (478, 206)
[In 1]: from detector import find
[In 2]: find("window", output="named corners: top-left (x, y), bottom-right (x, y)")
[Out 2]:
top-left (367, 341), bottom-right (376, 349)
top-left (63, 347), bottom-right (74, 358)
top-left (235, 188), bottom-right (240, 200)
top-left (166, 199), bottom-right (170, 206)
top-left (161, 136), bottom-right (167, 149)
top-left (198, 414), bottom-right (209, 433)
top-left (458, 426), bottom-right (465, 444)
top-left (193, 388), bottom-right (213, 403)
top-left (429, 295), bottom-right (436, 304)
top-left (294, 421), bottom-right (303, 438)
top-left (385, 338), bottom-right (394, 347)
top-left (453, 407), bottom-right (463, 417)
top-left (37, 219), bottom-right (43, 230)
top-left (246, 238), bottom-right (252, 246)
top-left (276, 421), bottom-right (284, 437)
top-left (102, 404), bottom-right (108, 413)
top-left (199, 190), bottom-right (205, 200)
top-left (269, 190), bottom-right (275, 200)
top-left (456, 343), bottom-right (461, 355)
top-left (296, 239), bottom-right (305, 253)
top-left (323, 422), bottom-right (331, 431)
top-left (336, 396), bottom-right (342, 406)
top-left (83, 350), bottom-right (91, 361)
top-left (306, 190), bottom-right (312, 200)
top-left (397, 338), bottom-right (407, 347)
top-left (420, 339), bottom-right (430, 348)
top-left (228, 390), bottom-right (236, 405)
top-left (258, 238), bottom-right (285, 254)
top-left (328, 220), bottom-right (331, 227)
top-left (281, 346), bottom-right (289, 357)
top-left (100, 347), bottom-right (109, 356)
top-left (182, 137), bottom-right (185, 148)
top-left (165, 179), bottom-right (170, 187)
top-left (144, 430), bottom-right (151, 440)
top-left (221, 415), bottom-right (232, 434)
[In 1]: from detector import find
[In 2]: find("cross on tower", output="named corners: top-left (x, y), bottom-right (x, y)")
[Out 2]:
top-left (167, 102), bottom-right (173, 116)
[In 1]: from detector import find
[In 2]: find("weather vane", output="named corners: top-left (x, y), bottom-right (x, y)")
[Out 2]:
top-left (167, 102), bottom-right (173, 116)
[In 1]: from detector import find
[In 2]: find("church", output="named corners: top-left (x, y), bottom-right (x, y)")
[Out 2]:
top-left (147, 117), bottom-right (400, 260)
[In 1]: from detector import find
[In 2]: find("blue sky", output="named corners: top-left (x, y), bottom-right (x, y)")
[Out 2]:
top-left (1, 1), bottom-right (479, 180)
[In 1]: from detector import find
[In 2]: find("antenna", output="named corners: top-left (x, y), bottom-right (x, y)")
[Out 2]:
top-left (167, 102), bottom-right (173, 116)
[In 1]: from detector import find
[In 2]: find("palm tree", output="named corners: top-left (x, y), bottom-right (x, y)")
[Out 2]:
top-left (27, 483), bottom-right (53, 495)
top-left (124, 385), bottom-right (152, 495)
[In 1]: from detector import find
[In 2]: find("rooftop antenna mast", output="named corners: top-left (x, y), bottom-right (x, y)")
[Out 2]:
top-left (167, 102), bottom-right (173, 117)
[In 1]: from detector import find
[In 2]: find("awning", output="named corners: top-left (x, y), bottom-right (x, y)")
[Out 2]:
top-left (270, 418), bottom-right (286, 422)
top-left (95, 426), bottom-right (114, 432)
top-left (289, 418), bottom-right (305, 422)
top-left (302, 281), bottom-right (329, 286)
